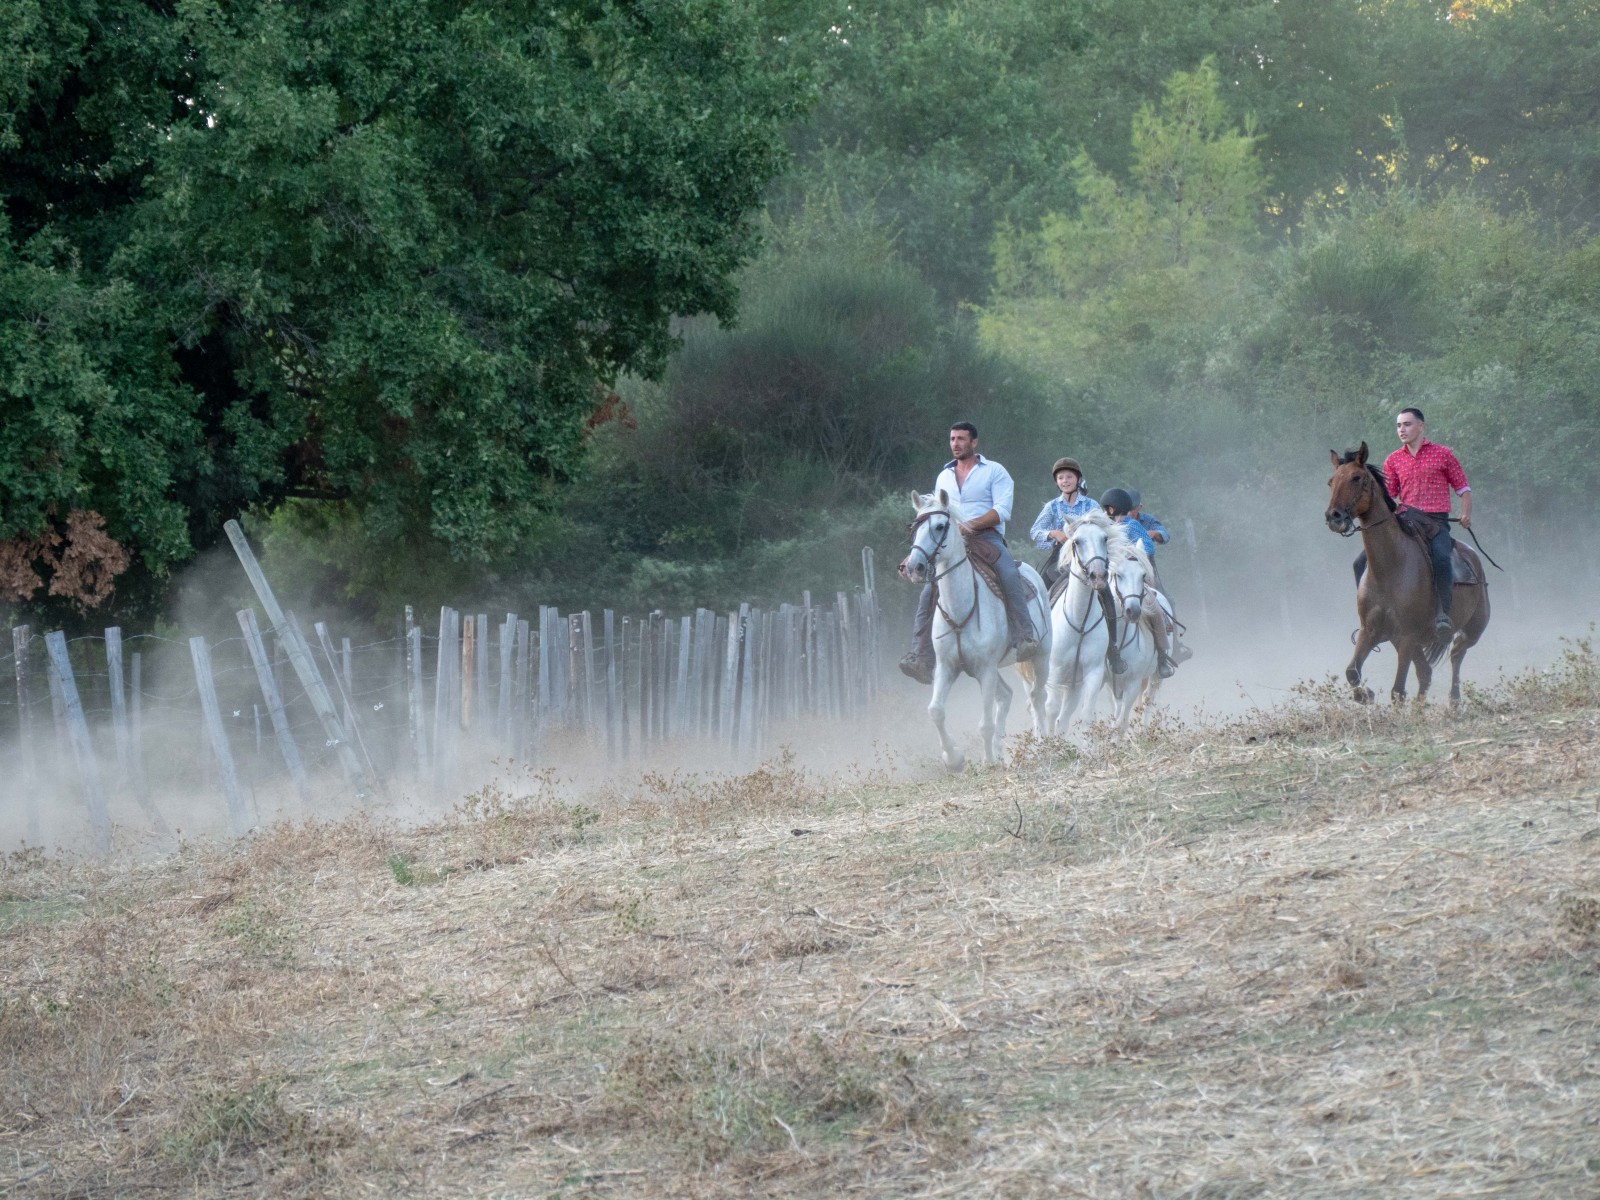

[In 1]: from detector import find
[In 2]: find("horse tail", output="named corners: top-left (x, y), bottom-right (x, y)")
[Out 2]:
top-left (1016, 659), bottom-right (1036, 689)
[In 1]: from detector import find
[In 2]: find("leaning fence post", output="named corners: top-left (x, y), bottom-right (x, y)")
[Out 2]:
top-left (11, 626), bottom-right (42, 845)
top-left (190, 636), bottom-right (251, 834)
top-left (222, 520), bottom-right (369, 795)
top-left (105, 627), bottom-right (167, 835)
top-left (239, 608), bottom-right (312, 807)
top-left (45, 632), bottom-right (111, 854)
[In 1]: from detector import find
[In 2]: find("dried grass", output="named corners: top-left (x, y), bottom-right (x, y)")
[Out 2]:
top-left (3, 649), bottom-right (1598, 1197)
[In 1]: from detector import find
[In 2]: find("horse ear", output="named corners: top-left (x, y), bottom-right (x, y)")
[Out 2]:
top-left (1329, 449), bottom-right (1340, 467)
top-left (909, 490), bottom-right (922, 510)
top-left (1357, 441), bottom-right (1369, 465)
top-left (937, 488), bottom-right (949, 508)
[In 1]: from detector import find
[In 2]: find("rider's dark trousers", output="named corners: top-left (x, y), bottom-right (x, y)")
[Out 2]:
top-left (1351, 510), bottom-right (1454, 616)
top-left (911, 529), bottom-right (1031, 655)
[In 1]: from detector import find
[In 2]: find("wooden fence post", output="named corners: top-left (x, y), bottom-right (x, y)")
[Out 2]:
top-left (106, 627), bottom-right (167, 835)
top-left (432, 606), bottom-right (458, 787)
top-left (222, 520), bottom-right (369, 795)
top-left (406, 620), bottom-right (428, 775)
top-left (238, 609), bottom-right (313, 805)
top-left (45, 632), bottom-right (111, 854)
top-left (474, 614), bottom-right (489, 731)
top-left (11, 627), bottom-right (42, 845)
top-left (498, 613), bottom-right (516, 749)
top-left (461, 615), bottom-right (476, 733)
top-left (190, 636), bottom-right (251, 834)
top-left (515, 617), bottom-right (531, 759)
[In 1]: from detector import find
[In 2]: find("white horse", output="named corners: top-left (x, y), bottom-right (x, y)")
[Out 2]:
top-left (1103, 532), bottom-right (1169, 737)
top-left (901, 490), bottom-right (1051, 771)
top-left (1039, 512), bottom-right (1114, 738)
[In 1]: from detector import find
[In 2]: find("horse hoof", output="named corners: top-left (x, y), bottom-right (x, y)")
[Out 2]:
top-left (1353, 686), bottom-right (1374, 705)
top-left (943, 753), bottom-right (967, 774)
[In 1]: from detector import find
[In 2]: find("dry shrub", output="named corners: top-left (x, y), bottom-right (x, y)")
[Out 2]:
top-left (0, 917), bottom-right (177, 1126)
top-left (0, 508), bottom-right (130, 606)
top-left (599, 1029), bottom-right (968, 1165)
top-left (447, 768), bottom-right (587, 865)
top-left (619, 748), bottom-right (821, 831)
top-left (1557, 893), bottom-right (1600, 940)
top-left (158, 1079), bottom-right (350, 1172)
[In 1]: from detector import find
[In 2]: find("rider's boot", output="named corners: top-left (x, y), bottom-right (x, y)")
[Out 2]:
top-left (1151, 610), bottom-right (1176, 678)
top-left (898, 649), bottom-right (935, 685)
top-left (901, 583), bottom-right (937, 685)
top-left (1097, 589), bottom-right (1127, 675)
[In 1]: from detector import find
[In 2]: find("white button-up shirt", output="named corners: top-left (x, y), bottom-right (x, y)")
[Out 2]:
top-left (933, 454), bottom-right (1015, 536)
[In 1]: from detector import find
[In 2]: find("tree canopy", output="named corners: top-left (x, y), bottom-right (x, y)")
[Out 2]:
top-left (0, 0), bottom-right (802, 610)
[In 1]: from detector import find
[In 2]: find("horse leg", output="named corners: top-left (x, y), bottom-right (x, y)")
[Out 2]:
top-left (1390, 650), bottom-right (1411, 704)
top-left (991, 671), bottom-right (1014, 763)
top-left (975, 665), bottom-right (1002, 765)
top-left (1449, 589), bottom-right (1489, 708)
top-left (1346, 625), bottom-right (1383, 704)
top-left (928, 660), bottom-right (965, 773)
top-left (1411, 646), bottom-right (1433, 704)
top-left (1020, 659), bottom-right (1048, 739)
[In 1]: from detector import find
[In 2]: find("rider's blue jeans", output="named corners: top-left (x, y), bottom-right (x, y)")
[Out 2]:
top-left (910, 529), bottom-right (1031, 655)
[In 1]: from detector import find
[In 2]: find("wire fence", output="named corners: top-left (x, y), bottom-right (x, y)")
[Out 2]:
top-left (2, 547), bottom-right (885, 853)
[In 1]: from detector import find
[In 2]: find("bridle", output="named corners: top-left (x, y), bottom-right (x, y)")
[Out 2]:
top-left (905, 508), bottom-right (970, 583)
top-left (906, 507), bottom-right (983, 644)
top-left (1332, 466), bottom-right (1393, 537)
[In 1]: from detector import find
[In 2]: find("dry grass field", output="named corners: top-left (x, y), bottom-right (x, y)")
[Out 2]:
top-left (4, 646), bottom-right (1599, 1199)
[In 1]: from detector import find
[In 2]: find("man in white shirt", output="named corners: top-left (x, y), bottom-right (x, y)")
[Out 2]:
top-left (899, 422), bottom-right (1039, 684)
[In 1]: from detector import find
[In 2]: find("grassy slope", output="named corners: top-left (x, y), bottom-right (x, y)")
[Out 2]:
top-left (4, 658), bottom-right (1599, 1199)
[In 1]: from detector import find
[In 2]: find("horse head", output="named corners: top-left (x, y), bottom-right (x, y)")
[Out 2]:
top-left (1326, 442), bottom-right (1390, 535)
top-left (900, 489), bottom-right (958, 584)
top-left (1109, 532), bottom-right (1151, 624)
top-left (1063, 513), bottom-right (1111, 590)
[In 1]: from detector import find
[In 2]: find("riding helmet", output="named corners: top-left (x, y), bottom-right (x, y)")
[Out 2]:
top-left (1099, 487), bottom-right (1134, 515)
top-left (1051, 457), bottom-right (1084, 480)
top-left (1125, 488), bottom-right (1141, 509)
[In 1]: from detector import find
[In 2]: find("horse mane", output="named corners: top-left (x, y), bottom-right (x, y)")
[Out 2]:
top-left (1103, 520), bottom-right (1153, 575)
top-left (1068, 508), bottom-right (1113, 532)
top-left (1336, 449), bottom-right (1396, 512)
top-left (915, 490), bottom-right (971, 524)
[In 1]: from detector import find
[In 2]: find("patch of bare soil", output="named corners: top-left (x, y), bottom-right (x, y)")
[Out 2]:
top-left (4, 649), bottom-right (1598, 1198)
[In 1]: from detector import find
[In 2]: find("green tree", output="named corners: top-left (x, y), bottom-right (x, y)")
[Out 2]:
top-left (1, 0), bottom-right (802, 614)
top-left (982, 58), bottom-right (1266, 387)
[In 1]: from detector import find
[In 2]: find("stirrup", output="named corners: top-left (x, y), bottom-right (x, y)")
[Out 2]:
top-left (1171, 641), bottom-right (1194, 664)
top-left (1011, 636), bottom-right (1040, 660)
top-left (1156, 653), bottom-right (1176, 678)
top-left (1433, 612), bottom-right (1453, 633)
top-left (1107, 647), bottom-right (1128, 675)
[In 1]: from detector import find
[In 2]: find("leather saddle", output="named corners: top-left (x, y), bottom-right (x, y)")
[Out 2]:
top-left (1395, 510), bottom-right (1482, 586)
top-left (961, 531), bottom-right (1039, 609)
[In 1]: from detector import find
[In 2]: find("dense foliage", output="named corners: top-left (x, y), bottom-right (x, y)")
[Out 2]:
top-left (3, 0), bottom-right (1598, 624)
top-left (0, 0), bottom-right (801, 612)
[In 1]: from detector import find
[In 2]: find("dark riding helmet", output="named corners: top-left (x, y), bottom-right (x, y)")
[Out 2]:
top-left (1099, 487), bottom-right (1134, 515)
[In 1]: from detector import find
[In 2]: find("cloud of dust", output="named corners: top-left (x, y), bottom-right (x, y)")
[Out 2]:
top-left (5, 437), bottom-right (1597, 861)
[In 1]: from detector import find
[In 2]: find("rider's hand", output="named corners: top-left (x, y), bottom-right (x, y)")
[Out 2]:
top-left (957, 520), bottom-right (974, 537)
top-left (1459, 515), bottom-right (1472, 530)
top-left (1048, 530), bottom-right (1067, 544)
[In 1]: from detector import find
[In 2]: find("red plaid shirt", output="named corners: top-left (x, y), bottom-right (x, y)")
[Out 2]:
top-left (1383, 440), bottom-right (1470, 513)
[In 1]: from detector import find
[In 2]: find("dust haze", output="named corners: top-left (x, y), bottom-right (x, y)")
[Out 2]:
top-left (4, 444), bottom-right (1597, 860)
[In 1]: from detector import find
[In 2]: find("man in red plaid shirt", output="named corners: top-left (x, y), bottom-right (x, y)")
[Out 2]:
top-left (1385, 406), bottom-right (1473, 632)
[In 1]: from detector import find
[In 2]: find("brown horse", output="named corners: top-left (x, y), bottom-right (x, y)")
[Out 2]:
top-left (1325, 443), bottom-right (1490, 706)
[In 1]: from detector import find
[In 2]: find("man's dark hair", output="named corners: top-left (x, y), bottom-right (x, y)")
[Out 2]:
top-left (1399, 406), bottom-right (1425, 423)
top-left (949, 421), bottom-right (978, 438)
